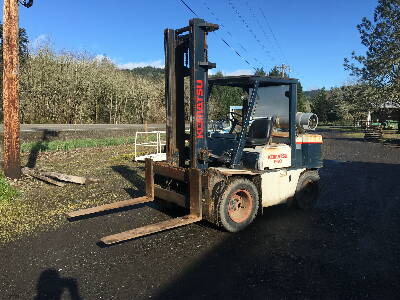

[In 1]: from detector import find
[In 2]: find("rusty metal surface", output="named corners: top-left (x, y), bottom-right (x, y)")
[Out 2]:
top-left (154, 185), bottom-right (186, 207)
top-left (2, 0), bottom-right (21, 179)
top-left (67, 196), bottom-right (152, 219)
top-left (145, 158), bottom-right (154, 199)
top-left (154, 162), bottom-right (186, 182)
top-left (164, 27), bottom-right (187, 167)
top-left (164, 29), bottom-right (177, 164)
top-left (189, 168), bottom-right (202, 217)
top-left (100, 214), bottom-right (201, 245)
top-left (210, 167), bottom-right (259, 176)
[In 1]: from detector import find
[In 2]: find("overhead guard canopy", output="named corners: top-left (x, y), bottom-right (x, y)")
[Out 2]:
top-left (209, 75), bottom-right (298, 88)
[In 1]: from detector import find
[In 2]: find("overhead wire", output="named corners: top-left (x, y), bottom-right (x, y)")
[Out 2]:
top-left (226, 0), bottom-right (274, 71)
top-left (255, 3), bottom-right (300, 78)
top-left (258, 6), bottom-right (289, 66)
top-left (178, 0), bottom-right (258, 72)
top-left (178, 0), bottom-right (300, 78)
top-left (202, 1), bottom-right (266, 70)
top-left (244, 1), bottom-right (277, 62)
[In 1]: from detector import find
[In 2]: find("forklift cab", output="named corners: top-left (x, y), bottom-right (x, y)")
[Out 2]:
top-left (208, 75), bottom-right (322, 171)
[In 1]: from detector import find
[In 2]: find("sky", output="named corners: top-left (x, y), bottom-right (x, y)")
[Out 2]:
top-left (2, 0), bottom-right (378, 90)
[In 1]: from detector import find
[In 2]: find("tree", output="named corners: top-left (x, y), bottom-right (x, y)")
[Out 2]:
top-left (209, 71), bottom-right (242, 120)
top-left (254, 67), bottom-right (266, 76)
top-left (297, 81), bottom-right (307, 112)
top-left (310, 88), bottom-right (332, 123)
top-left (212, 70), bottom-right (224, 78)
top-left (0, 23), bottom-right (29, 64)
top-left (268, 67), bottom-right (280, 77)
top-left (344, 0), bottom-right (400, 105)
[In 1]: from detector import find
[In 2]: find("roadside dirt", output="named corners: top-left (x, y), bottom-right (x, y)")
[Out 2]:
top-left (1, 145), bottom-right (146, 243)
top-left (0, 129), bottom-right (399, 299)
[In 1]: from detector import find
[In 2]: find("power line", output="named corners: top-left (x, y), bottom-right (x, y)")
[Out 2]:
top-left (227, 0), bottom-right (274, 70)
top-left (202, 1), bottom-right (265, 70)
top-left (255, 3), bottom-right (300, 78)
top-left (178, 0), bottom-right (257, 71)
top-left (179, 0), bottom-right (199, 17)
top-left (258, 6), bottom-right (288, 65)
top-left (202, 1), bottom-right (248, 54)
top-left (244, 1), bottom-right (277, 62)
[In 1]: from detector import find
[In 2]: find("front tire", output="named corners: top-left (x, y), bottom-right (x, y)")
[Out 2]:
top-left (294, 170), bottom-right (320, 210)
top-left (218, 178), bottom-right (259, 232)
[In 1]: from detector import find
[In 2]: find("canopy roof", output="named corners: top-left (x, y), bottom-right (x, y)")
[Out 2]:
top-left (209, 75), bottom-right (298, 88)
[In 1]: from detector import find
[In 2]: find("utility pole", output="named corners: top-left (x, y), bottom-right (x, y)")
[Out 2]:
top-left (277, 64), bottom-right (291, 78)
top-left (3, 0), bottom-right (21, 179)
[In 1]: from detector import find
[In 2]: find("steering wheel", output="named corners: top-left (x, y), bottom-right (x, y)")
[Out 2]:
top-left (228, 111), bottom-right (243, 126)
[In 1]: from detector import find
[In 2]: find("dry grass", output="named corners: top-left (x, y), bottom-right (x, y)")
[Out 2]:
top-left (0, 145), bottom-right (147, 244)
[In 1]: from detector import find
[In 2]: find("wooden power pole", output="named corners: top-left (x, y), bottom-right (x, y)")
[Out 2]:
top-left (2, 0), bottom-right (21, 179)
top-left (277, 64), bottom-right (291, 78)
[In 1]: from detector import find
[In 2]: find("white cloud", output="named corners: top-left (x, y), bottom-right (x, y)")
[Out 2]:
top-left (118, 59), bottom-right (164, 69)
top-left (31, 34), bottom-right (50, 48)
top-left (223, 69), bottom-right (253, 76)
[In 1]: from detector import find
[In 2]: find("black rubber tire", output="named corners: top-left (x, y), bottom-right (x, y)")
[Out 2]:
top-left (294, 170), bottom-right (320, 210)
top-left (218, 178), bottom-right (259, 232)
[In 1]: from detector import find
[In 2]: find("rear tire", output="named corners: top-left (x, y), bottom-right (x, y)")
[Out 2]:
top-left (294, 170), bottom-right (320, 210)
top-left (218, 178), bottom-right (259, 232)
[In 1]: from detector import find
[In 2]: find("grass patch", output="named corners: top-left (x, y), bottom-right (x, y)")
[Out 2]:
top-left (20, 134), bottom-right (167, 154)
top-left (21, 137), bottom-right (136, 153)
top-left (317, 125), bottom-right (361, 132)
top-left (343, 132), bottom-right (400, 139)
top-left (0, 173), bottom-right (18, 204)
top-left (342, 132), bottom-right (364, 138)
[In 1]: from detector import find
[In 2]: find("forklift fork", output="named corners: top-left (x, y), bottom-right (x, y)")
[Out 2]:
top-left (68, 19), bottom-right (216, 245)
top-left (67, 159), bottom-right (202, 244)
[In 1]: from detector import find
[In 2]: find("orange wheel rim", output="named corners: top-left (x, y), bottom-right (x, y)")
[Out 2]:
top-left (227, 189), bottom-right (253, 223)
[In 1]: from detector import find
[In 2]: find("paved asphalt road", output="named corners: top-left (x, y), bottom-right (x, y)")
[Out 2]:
top-left (0, 130), bottom-right (399, 299)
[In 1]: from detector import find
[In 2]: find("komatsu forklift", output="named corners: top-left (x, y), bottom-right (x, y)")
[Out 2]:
top-left (68, 18), bottom-right (323, 244)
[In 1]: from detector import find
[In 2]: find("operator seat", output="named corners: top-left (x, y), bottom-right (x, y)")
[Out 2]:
top-left (246, 116), bottom-right (276, 147)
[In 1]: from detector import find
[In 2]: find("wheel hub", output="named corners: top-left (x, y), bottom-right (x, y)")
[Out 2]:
top-left (228, 189), bottom-right (253, 223)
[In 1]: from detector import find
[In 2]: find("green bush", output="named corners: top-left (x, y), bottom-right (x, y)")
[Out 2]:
top-left (0, 173), bottom-right (18, 204)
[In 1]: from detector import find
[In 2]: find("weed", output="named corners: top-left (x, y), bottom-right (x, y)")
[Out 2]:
top-left (0, 173), bottom-right (18, 204)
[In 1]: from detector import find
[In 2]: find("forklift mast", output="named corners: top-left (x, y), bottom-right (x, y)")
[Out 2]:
top-left (164, 18), bottom-right (218, 170)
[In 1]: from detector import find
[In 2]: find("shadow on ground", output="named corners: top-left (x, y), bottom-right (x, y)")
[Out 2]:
top-left (384, 138), bottom-right (400, 148)
top-left (152, 159), bottom-right (400, 299)
top-left (111, 164), bottom-right (145, 198)
top-left (34, 269), bottom-right (82, 300)
top-left (26, 130), bottom-right (59, 168)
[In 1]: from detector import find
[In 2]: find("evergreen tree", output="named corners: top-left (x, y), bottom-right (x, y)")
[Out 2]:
top-left (268, 67), bottom-right (280, 77)
top-left (344, 0), bottom-right (400, 105)
top-left (254, 67), bottom-right (266, 76)
top-left (209, 71), bottom-right (243, 120)
top-left (297, 81), bottom-right (307, 112)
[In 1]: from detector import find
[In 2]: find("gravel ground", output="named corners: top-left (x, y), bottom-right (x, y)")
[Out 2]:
top-left (0, 129), bottom-right (399, 299)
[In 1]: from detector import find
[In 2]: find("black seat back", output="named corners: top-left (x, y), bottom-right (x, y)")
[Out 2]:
top-left (246, 117), bottom-right (275, 147)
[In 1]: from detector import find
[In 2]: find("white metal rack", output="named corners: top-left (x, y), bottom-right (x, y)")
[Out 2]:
top-left (134, 131), bottom-right (166, 161)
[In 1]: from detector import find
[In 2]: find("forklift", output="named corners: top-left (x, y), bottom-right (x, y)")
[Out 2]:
top-left (68, 18), bottom-right (323, 244)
